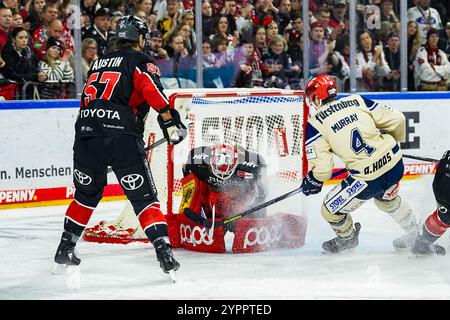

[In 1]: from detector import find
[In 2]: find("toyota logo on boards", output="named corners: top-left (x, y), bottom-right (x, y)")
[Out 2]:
top-left (121, 174), bottom-right (144, 190)
top-left (74, 169), bottom-right (92, 185)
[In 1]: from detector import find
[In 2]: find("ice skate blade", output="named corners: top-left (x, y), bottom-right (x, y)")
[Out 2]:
top-left (321, 249), bottom-right (355, 255)
top-left (168, 270), bottom-right (177, 283)
top-left (51, 263), bottom-right (79, 275)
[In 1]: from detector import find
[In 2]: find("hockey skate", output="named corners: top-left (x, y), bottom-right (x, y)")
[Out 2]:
top-left (411, 235), bottom-right (446, 256)
top-left (392, 231), bottom-right (419, 251)
top-left (153, 238), bottom-right (180, 282)
top-left (52, 231), bottom-right (81, 274)
top-left (322, 223), bottom-right (361, 254)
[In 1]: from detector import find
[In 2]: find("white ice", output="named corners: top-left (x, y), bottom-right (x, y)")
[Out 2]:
top-left (1, 175), bottom-right (450, 300)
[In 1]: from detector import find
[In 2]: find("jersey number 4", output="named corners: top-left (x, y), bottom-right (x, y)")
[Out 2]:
top-left (83, 72), bottom-right (121, 105)
top-left (351, 128), bottom-right (375, 156)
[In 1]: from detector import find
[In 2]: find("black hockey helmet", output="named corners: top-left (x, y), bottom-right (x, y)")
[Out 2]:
top-left (116, 15), bottom-right (150, 43)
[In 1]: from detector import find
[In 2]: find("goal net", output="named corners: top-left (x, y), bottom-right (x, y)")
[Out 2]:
top-left (83, 88), bottom-right (308, 244)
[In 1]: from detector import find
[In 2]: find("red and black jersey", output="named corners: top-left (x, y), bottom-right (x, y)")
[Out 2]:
top-left (182, 146), bottom-right (267, 198)
top-left (76, 47), bottom-right (169, 138)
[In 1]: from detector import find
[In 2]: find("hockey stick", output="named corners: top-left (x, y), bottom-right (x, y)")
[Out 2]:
top-left (403, 154), bottom-right (439, 163)
top-left (107, 123), bottom-right (193, 174)
top-left (184, 167), bottom-right (349, 229)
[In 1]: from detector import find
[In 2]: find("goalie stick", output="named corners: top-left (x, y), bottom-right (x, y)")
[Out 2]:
top-left (185, 167), bottom-right (349, 229)
top-left (403, 154), bottom-right (438, 163)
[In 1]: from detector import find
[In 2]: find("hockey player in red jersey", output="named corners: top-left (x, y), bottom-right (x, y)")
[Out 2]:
top-left (167, 143), bottom-right (307, 253)
top-left (410, 151), bottom-right (450, 256)
top-left (53, 15), bottom-right (186, 276)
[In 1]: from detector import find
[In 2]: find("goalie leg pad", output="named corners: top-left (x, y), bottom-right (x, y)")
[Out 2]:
top-left (177, 214), bottom-right (226, 253)
top-left (232, 213), bottom-right (307, 253)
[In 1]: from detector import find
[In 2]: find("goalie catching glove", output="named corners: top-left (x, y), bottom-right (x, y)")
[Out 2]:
top-left (157, 108), bottom-right (187, 145)
top-left (301, 171), bottom-right (323, 196)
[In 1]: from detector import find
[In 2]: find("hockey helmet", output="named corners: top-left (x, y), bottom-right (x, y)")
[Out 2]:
top-left (210, 144), bottom-right (239, 180)
top-left (116, 15), bottom-right (150, 43)
top-left (305, 74), bottom-right (337, 109)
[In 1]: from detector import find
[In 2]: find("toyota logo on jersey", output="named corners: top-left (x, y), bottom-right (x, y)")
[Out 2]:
top-left (74, 169), bottom-right (92, 185)
top-left (120, 174), bottom-right (144, 190)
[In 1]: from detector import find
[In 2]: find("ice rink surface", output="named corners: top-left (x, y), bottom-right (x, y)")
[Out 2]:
top-left (1, 174), bottom-right (450, 300)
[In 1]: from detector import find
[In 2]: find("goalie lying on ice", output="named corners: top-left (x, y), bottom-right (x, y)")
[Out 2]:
top-left (83, 143), bottom-right (307, 253)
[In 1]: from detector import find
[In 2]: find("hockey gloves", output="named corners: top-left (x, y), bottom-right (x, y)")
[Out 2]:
top-left (301, 171), bottom-right (323, 196)
top-left (157, 108), bottom-right (187, 145)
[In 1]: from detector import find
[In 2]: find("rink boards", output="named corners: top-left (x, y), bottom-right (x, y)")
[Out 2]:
top-left (0, 91), bottom-right (449, 208)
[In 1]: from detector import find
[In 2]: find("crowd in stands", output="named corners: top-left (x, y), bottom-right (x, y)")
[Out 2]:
top-left (1, 0), bottom-right (450, 100)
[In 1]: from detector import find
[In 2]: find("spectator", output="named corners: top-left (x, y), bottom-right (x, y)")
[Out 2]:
top-left (32, 18), bottom-right (74, 60)
top-left (173, 22), bottom-right (193, 55)
top-left (236, 1), bottom-right (254, 41)
top-left (105, 14), bottom-right (123, 53)
top-left (40, 3), bottom-right (59, 27)
top-left (262, 34), bottom-right (299, 89)
top-left (288, 13), bottom-right (303, 48)
top-left (211, 32), bottom-right (236, 87)
top-left (210, 14), bottom-right (232, 42)
top-left (38, 36), bottom-right (74, 99)
top-left (11, 9), bottom-right (24, 29)
top-left (316, 6), bottom-right (333, 38)
top-left (278, 0), bottom-right (292, 35)
top-left (383, 31), bottom-right (401, 91)
top-left (308, 21), bottom-right (349, 89)
top-left (233, 38), bottom-right (268, 88)
top-left (130, 0), bottom-right (153, 16)
top-left (201, 38), bottom-right (224, 88)
top-left (264, 16), bottom-right (278, 44)
top-left (25, 0), bottom-right (46, 34)
top-left (414, 28), bottom-right (450, 91)
top-left (2, 27), bottom-right (48, 99)
top-left (328, 0), bottom-right (348, 41)
top-left (220, 0), bottom-right (237, 35)
top-left (146, 29), bottom-right (169, 62)
top-left (153, 0), bottom-right (167, 22)
top-left (157, 0), bottom-right (182, 43)
top-left (254, 25), bottom-right (268, 57)
top-left (201, 0), bottom-right (214, 39)
top-left (287, 33), bottom-right (303, 89)
top-left (355, 29), bottom-right (391, 91)
top-left (0, 7), bottom-right (12, 49)
top-left (80, 0), bottom-right (97, 28)
top-left (81, 37), bottom-right (97, 82)
top-left (408, 20), bottom-right (422, 90)
top-left (181, 10), bottom-right (196, 54)
top-left (83, 7), bottom-right (113, 57)
top-left (408, 0), bottom-right (443, 45)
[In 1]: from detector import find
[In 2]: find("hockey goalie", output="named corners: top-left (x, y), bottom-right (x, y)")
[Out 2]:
top-left (83, 143), bottom-right (307, 253)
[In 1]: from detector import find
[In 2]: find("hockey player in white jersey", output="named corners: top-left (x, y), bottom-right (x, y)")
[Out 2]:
top-left (301, 74), bottom-right (418, 254)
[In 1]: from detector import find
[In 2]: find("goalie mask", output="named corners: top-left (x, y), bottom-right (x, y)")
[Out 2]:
top-left (305, 74), bottom-right (337, 110)
top-left (210, 144), bottom-right (239, 180)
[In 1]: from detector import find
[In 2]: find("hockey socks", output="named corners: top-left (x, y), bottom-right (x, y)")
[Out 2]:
top-left (137, 203), bottom-right (170, 243)
top-left (63, 200), bottom-right (95, 239)
top-left (423, 209), bottom-right (450, 243)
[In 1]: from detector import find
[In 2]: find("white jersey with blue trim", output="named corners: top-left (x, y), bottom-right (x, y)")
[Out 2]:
top-left (305, 94), bottom-right (406, 182)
